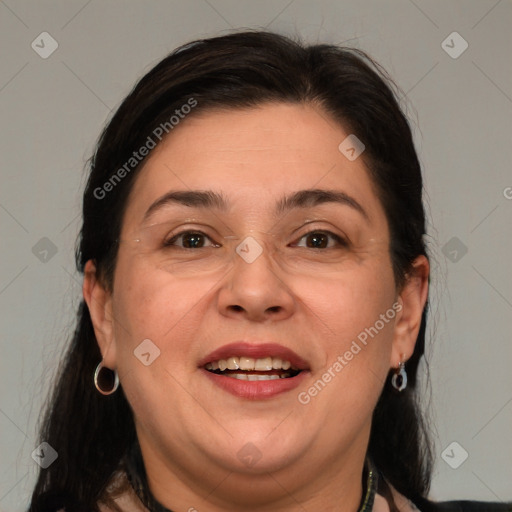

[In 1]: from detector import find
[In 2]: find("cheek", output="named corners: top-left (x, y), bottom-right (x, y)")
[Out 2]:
top-left (111, 258), bottom-right (216, 352)
top-left (294, 257), bottom-right (397, 350)
top-left (294, 266), bottom-right (396, 432)
top-left (109, 262), bottom-right (215, 430)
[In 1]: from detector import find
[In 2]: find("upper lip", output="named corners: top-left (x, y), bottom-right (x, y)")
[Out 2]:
top-left (199, 342), bottom-right (310, 370)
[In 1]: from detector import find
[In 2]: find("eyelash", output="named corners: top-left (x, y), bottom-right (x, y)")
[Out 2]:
top-left (293, 230), bottom-right (348, 249)
top-left (164, 230), bottom-right (348, 249)
top-left (164, 231), bottom-right (220, 249)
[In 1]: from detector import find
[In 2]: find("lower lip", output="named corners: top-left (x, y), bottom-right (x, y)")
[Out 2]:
top-left (201, 368), bottom-right (309, 399)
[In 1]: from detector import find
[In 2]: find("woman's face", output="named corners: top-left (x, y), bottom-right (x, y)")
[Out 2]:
top-left (86, 103), bottom-right (427, 505)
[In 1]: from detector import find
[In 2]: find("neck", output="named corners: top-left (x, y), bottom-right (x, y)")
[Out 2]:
top-left (129, 432), bottom-right (374, 512)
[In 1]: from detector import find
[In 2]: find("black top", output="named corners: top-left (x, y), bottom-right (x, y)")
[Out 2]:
top-left (414, 499), bottom-right (511, 512)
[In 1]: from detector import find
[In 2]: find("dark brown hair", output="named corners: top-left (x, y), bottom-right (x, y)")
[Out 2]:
top-left (30, 30), bottom-right (432, 511)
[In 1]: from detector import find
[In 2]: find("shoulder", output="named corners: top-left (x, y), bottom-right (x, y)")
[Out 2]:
top-left (414, 497), bottom-right (512, 512)
top-left (97, 492), bottom-right (148, 512)
top-left (97, 469), bottom-right (149, 512)
top-left (29, 487), bottom-right (148, 512)
top-left (385, 484), bottom-right (511, 512)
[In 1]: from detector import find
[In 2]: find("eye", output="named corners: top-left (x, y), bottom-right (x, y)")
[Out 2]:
top-left (293, 230), bottom-right (347, 249)
top-left (164, 231), bottom-right (219, 249)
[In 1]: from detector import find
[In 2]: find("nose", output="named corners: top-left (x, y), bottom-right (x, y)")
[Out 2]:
top-left (216, 241), bottom-right (296, 323)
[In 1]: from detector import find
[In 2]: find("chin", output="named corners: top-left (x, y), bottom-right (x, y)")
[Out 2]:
top-left (200, 426), bottom-right (308, 474)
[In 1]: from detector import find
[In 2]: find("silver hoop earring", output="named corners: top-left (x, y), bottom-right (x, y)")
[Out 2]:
top-left (94, 361), bottom-right (119, 395)
top-left (391, 360), bottom-right (407, 392)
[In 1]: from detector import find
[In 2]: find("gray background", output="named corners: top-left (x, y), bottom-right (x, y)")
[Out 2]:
top-left (1, 0), bottom-right (511, 509)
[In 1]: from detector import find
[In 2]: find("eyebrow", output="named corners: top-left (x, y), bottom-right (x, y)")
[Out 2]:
top-left (143, 188), bottom-right (369, 223)
top-left (275, 189), bottom-right (369, 222)
top-left (143, 190), bottom-right (228, 221)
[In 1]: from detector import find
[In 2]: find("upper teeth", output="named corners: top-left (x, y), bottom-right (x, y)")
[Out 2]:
top-left (205, 356), bottom-right (294, 371)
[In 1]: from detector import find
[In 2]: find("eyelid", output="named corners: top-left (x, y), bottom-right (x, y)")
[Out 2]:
top-left (290, 219), bottom-right (350, 243)
top-left (160, 222), bottom-right (222, 241)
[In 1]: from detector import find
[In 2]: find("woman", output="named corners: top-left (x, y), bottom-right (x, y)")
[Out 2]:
top-left (29, 31), bottom-right (511, 512)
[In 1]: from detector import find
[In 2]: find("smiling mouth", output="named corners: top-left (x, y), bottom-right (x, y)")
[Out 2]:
top-left (205, 356), bottom-right (302, 380)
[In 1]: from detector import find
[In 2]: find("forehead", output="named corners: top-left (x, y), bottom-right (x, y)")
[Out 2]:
top-left (123, 103), bottom-right (386, 228)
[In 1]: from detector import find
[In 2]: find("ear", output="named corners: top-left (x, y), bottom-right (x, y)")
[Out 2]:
top-left (83, 260), bottom-right (117, 369)
top-left (390, 255), bottom-right (429, 368)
